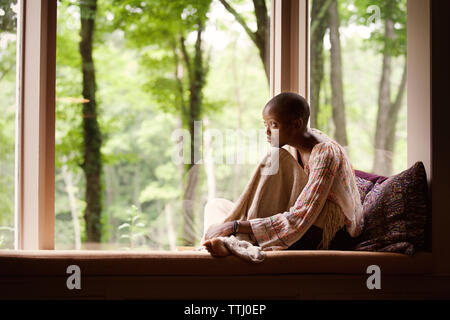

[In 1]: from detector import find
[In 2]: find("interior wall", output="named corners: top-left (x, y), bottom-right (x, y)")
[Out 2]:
top-left (407, 0), bottom-right (431, 181)
top-left (430, 0), bottom-right (450, 275)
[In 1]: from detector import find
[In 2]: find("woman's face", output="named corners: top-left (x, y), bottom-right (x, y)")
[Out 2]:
top-left (262, 106), bottom-right (294, 147)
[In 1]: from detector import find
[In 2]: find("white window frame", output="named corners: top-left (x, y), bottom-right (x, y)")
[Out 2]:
top-left (15, 0), bottom-right (56, 250)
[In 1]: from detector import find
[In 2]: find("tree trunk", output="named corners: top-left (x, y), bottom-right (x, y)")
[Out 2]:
top-left (164, 203), bottom-right (177, 251)
top-left (172, 45), bottom-right (187, 196)
top-left (176, 118), bottom-right (185, 191)
top-left (328, 0), bottom-right (348, 147)
top-left (373, 59), bottom-right (407, 176)
top-left (180, 21), bottom-right (208, 246)
top-left (219, 0), bottom-right (269, 83)
top-left (310, 0), bottom-right (331, 128)
top-left (0, 1), bottom-right (16, 33)
top-left (252, 0), bottom-right (269, 82)
top-left (231, 38), bottom-right (243, 200)
top-left (133, 162), bottom-right (141, 210)
top-left (385, 62), bottom-right (407, 159)
top-left (182, 164), bottom-right (200, 246)
top-left (372, 16), bottom-right (395, 176)
top-left (203, 115), bottom-right (216, 200)
top-left (79, 0), bottom-right (103, 243)
top-left (61, 158), bottom-right (81, 250)
top-left (104, 165), bottom-right (116, 243)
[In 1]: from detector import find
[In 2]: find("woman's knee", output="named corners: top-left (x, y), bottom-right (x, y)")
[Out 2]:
top-left (204, 198), bottom-right (233, 214)
top-left (259, 148), bottom-right (301, 181)
top-left (203, 198), bottom-right (234, 227)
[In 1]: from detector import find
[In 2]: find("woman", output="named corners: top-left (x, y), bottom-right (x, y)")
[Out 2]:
top-left (201, 92), bottom-right (364, 258)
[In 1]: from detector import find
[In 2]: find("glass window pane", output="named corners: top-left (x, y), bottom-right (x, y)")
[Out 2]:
top-left (0, 0), bottom-right (18, 250)
top-left (55, 0), bottom-right (271, 250)
top-left (309, 0), bottom-right (407, 176)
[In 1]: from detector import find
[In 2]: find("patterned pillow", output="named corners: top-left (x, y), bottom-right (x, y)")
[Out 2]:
top-left (353, 162), bottom-right (430, 255)
top-left (354, 169), bottom-right (388, 184)
top-left (355, 175), bottom-right (374, 204)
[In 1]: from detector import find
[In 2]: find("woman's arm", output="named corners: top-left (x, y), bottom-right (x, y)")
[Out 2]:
top-left (236, 220), bottom-right (253, 234)
top-left (205, 143), bottom-right (339, 246)
top-left (204, 220), bottom-right (254, 240)
top-left (204, 221), bottom-right (232, 240)
top-left (248, 143), bottom-right (339, 250)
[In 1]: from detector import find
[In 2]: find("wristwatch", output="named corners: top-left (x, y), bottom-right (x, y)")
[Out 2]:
top-left (231, 221), bottom-right (239, 236)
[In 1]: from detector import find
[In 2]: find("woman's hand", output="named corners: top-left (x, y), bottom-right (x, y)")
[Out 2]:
top-left (204, 221), bottom-right (233, 240)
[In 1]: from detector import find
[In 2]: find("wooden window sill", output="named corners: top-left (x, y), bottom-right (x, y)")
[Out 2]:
top-left (2, 250), bottom-right (449, 299)
top-left (0, 250), bottom-right (433, 276)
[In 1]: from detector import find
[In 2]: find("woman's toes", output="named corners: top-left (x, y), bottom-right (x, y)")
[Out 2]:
top-left (202, 239), bottom-right (211, 248)
top-left (210, 238), bottom-right (231, 257)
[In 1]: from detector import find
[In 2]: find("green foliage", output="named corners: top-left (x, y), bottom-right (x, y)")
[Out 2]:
top-left (108, 0), bottom-right (220, 127)
top-left (0, 0), bottom-right (17, 33)
top-left (0, 226), bottom-right (14, 249)
top-left (0, 0), bottom-right (17, 249)
top-left (352, 0), bottom-right (407, 56)
top-left (118, 204), bottom-right (146, 249)
top-left (311, 0), bottom-right (407, 174)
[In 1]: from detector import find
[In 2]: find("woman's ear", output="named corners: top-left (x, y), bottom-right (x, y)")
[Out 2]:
top-left (295, 118), bottom-right (303, 130)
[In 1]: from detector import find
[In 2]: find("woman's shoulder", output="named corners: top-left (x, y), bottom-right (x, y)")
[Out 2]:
top-left (310, 128), bottom-right (345, 154)
top-left (308, 136), bottom-right (347, 170)
top-left (310, 139), bottom-right (340, 156)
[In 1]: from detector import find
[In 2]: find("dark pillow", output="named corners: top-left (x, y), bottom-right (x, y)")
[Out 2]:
top-left (354, 169), bottom-right (388, 204)
top-left (353, 162), bottom-right (430, 255)
top-left (355, 175), bottom-right (374, 204)
top-left (354, 169), bottom-right (388, 184)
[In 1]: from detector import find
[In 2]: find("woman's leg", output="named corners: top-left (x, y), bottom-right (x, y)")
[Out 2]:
top-left (200, 198), bottom-right (235, 244)
top-left (225, 147), bottom-right (308, 222)
top-left (286, 225), bottom-right (323, 250)
top-left (287, 200), bottom-right (347, 250)
top-left (201, 148), bottom-right (348, 251)
top-left (201, 148), bottom-right (308, 244)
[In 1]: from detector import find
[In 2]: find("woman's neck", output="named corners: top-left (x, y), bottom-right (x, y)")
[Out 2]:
top-left (289, 128), bottom-right (320, 155)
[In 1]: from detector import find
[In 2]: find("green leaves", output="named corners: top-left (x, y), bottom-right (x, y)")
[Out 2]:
top-left (352, 0), bottom-right (406, 56)
top-left (118, 204), bottom-right (147, 249)
top-left (118, 222), bottom-right (130, 230)
top-left (0, 226), bottom-right (14, 249)
top-left (0, 0), bottom-right (17, 33)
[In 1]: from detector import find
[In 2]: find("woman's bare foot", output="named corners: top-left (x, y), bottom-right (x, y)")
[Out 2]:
top-left (202, 238), bottom-right (232, 257)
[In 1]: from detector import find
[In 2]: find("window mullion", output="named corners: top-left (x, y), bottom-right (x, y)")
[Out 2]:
top-left (270, 0), bottom-right (308, 98)
top-left (16, 0), bottom-right (56, 250)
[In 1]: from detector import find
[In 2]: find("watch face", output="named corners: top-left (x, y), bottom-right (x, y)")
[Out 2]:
top-left (233, 221), bottom-right (238, 235)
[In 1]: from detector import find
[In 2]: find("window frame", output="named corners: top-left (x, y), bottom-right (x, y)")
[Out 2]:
top-left (15, 0), bottom-right (56, 250)
top-left (14, 0), bottom-right (447, 275)
top-left (270, 0), bottom-right (309, 98)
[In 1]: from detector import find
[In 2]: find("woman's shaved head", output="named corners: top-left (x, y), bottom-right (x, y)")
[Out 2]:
top-left (263, 92), bottom-right (310, 126)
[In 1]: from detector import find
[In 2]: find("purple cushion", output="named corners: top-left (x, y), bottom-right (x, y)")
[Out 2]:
top-left (353, 169), bottom-right (388, 204)
top-left (355, 176), bottom-right (374, 204)
top-left (354, 169), bottom-right (388, 184)
top-left (353, 162), bottom-right (430, 255)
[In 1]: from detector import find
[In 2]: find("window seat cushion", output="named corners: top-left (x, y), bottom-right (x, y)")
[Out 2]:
top-left (0, 250), bottom-right (432, 277)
